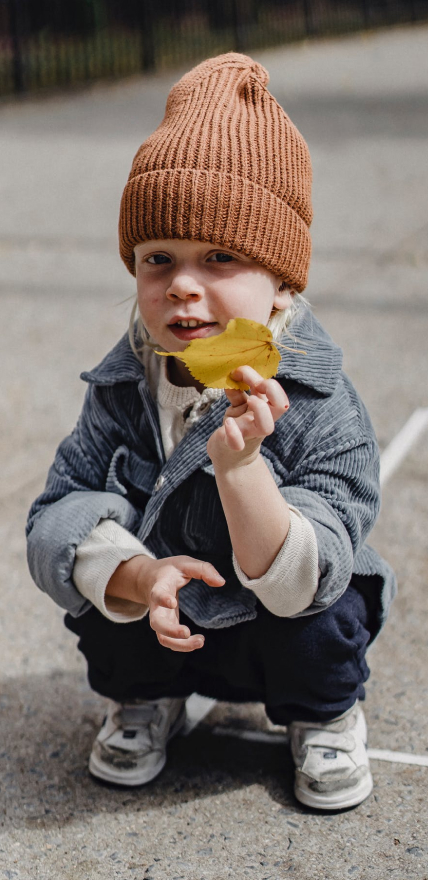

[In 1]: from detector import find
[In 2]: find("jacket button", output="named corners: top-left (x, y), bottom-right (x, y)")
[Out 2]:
top-left (154, 475), bottom-right (165, 492)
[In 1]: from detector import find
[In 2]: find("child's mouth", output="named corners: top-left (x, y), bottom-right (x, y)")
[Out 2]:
top-left (169, 321), bottom-right (217, 341)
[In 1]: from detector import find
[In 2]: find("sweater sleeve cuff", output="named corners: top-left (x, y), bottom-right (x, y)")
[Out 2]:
top-left (232, 506), bottom-right (319, 617)
top-left (73, 519), bottom-right (154, 623)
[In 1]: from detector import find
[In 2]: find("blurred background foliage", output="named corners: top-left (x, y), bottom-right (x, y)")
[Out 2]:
top-left (1, 0), bottom-right (428, 95)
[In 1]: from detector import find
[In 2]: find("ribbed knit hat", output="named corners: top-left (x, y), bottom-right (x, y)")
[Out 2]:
top-left (119, 52), bottom-right (313, 292)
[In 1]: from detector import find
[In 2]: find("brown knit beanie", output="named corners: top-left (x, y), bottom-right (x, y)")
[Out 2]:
top-left (119, 52), bottom-right (313, 292)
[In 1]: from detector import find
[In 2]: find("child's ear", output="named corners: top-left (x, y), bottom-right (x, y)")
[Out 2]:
top-left (273, 282), bottom-right (293, 311)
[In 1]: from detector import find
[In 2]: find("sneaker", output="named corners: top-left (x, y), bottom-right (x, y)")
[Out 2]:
top-left (89, 697), bottom-right (187, 786)
top-left (289, 702), bottom-right (373, 810)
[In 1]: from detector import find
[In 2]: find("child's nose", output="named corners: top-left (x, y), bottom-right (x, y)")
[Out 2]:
top-left (166, 271), bottom-right (204, 301)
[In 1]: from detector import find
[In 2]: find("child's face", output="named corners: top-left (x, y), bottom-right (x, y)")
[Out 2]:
top-left (134, 239), bottom-right (290, 386)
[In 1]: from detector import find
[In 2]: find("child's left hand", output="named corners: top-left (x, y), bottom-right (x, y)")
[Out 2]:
top-left (207, 365), bottom-right (289, 467)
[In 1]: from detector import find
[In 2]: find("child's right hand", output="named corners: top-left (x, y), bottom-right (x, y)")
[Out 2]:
top-left (107, 555), bottom-right (225, 652)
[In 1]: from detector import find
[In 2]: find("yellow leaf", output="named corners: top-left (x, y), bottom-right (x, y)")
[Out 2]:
top-left (156, 318), bottom-right (287, 390)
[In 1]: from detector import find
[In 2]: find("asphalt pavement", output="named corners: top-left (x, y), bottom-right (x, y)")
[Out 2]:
top-left (1, 22), bottom-right (428, 880)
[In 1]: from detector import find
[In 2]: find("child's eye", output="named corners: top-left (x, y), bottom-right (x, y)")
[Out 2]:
top-left (208, 252), bottom-right (235, 263)
top-left (147, 253), bottom-right (171, 264)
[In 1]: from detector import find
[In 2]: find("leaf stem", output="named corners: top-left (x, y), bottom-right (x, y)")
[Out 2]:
top-left (275, 342), bottom-right (307, 355)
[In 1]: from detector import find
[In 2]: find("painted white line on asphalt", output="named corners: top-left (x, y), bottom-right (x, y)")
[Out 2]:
top-left (184, 694), bottom-right (217, 734)
top-left (212, 726), bottom-right (288, 745)
top-left (367, 748), bottom-right (428, 768)
top-left (380, 406), bottom-right (428, 487)
top-left (185, 712), bottom-right (428, 768)
top-left (213, 727), bottom-right (428, 767)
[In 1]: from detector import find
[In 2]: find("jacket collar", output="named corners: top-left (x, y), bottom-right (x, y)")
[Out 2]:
top-left (81, 307), bottom-right (343, 397)
top-left (275, 307), bottom-right (343, 395)
top-left (81, 335), bottom-right (146, 386)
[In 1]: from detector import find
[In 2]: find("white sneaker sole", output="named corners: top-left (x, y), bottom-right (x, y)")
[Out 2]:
top-left (88, 707), bottom-right (186, 787)
top-left (294, 769), bottom-right (373, 810)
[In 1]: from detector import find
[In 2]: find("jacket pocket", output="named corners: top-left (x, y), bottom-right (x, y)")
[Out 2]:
top-left (105, 445), bottom-right (159, 499)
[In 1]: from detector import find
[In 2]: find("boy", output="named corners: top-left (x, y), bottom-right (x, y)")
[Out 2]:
top-left (27, 53), bottom-right (396, 809)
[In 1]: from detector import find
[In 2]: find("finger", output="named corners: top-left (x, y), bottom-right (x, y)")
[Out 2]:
top-left (150, 585), bottom-right (177, 610)
top-left (225, 388), bottom-right (248, 406)
top-left (173, 558), bottom-right (226, 587)
top-left (246, 395), bottom-right (276, 435)
top-left (259, 378), bottom-right (289, 413)
top-left (157, 633), bottom-right (205, 653)
top-left (223, 416), bottom-right (246, 451)
top-left (230, 396), bottom-right (273, 438)
top-left (199, 560), bottom-right (226, 586)
top-left (223, 401), bottom-right (248, 421)
top-left (230, 365), bottom-right (267, 393)
top-left (231, 367), bottom-right (289, 410)
top-left (150, 612), bottom-right (191, 641)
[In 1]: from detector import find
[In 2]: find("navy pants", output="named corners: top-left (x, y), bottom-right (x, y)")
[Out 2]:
top-left (65, 583), bottom-right (376, 724)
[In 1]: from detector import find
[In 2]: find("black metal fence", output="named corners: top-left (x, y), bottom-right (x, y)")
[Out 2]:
top-left (1, 0), bottom-right (428, 96)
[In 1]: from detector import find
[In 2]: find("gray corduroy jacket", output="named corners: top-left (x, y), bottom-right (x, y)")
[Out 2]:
top-left (26, 308), bottom-right (396, 633)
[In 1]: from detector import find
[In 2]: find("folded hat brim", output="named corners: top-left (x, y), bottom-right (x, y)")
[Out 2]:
top-left (119, 168), bottom-right (311, 293)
